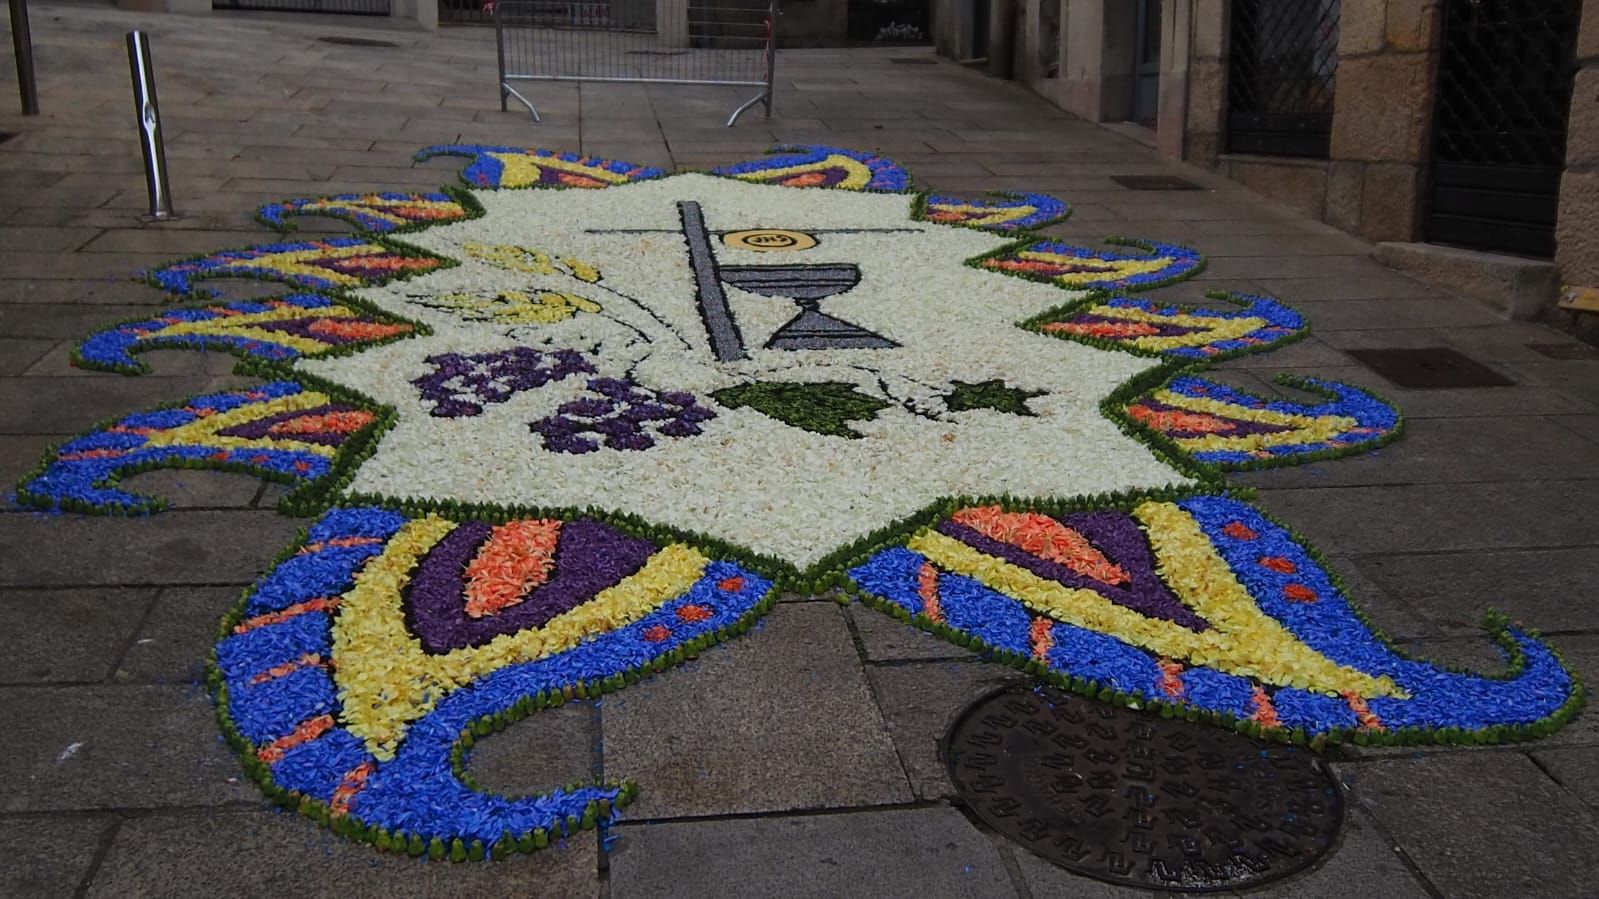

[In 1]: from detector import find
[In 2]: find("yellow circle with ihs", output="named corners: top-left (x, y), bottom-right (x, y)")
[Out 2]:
top-left (721, 229), bottom-right (818, 252)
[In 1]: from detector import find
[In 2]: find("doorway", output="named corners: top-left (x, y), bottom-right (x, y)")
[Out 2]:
top-left (1427, 0), bottom-right (1583, 257)
top-left (1131, 0), bottom-right (1161, 125)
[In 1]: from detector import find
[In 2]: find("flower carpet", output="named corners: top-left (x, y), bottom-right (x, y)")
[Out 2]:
top-left (14, 144), bottom-right (1580, 865)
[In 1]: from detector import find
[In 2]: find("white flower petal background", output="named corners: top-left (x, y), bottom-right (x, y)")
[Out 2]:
top-left (297, 174), bottom-right (1191, 565)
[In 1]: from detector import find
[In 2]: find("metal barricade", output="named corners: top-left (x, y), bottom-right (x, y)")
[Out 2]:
top-left (494, 0), bottom-right (778, 126)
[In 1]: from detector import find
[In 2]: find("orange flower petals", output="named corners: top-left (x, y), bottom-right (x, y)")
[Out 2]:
top-left (1126, 403), bottom-right (1236, 434)
top-left (1157, 658), bottom-right (1185, 698)
top-left (268, 410), bottom-right (376, 437)
top-left (250, 652), bottom-right (325, 685)
top-left (1030, 617), bottom-right (1055, 661)
top-left (953, 506), bottom-right (1130, 585)
top-left (676, 604), bottom-right (713, 623)
top-left (1250, 687), bottom-right (1282, 729)
top-left (462, 519), bottom-right (562, 619)
top-left (917, 561), bottom-right (944, 623)
top-left (1223, 521), bottom-right (1258, 541)
top-left (1283, 583), bottom-right (1319, 603)
top-left (233, 597), bottom-right (339, 634)
top-left (1258, 556), bottom-right (1297, 574)
top-left (256, 714), bottom-right (335, 763)
top-left (329, 760), bottom-right (377, 818)
top-left (1344, 692), bottom-right (1384, 731)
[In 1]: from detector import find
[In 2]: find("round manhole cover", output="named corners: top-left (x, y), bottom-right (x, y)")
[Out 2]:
top-left (945, 686), bottom-right (1343, 892)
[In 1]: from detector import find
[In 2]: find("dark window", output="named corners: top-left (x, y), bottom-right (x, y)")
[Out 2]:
top-left (1427, 0), bottom-right (1583, 258)
top-left (1226, 0), bottom-right (1340, 158)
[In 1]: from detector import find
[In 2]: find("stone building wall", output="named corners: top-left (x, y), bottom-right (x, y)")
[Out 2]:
top-left (1203, 0), bottom-right (1443, 244)
top-left (1557, 3), bottom-right (1599, 300)
top-left (937, 0), bottom-right (1599, 317)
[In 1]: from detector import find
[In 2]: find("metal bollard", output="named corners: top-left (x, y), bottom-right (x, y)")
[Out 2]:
top-left (126, 31), bottom-right (174, 221)
top-left (9, 0), bottom-right (39, 115)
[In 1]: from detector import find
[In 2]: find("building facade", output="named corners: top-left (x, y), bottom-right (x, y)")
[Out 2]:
top-left (937, 0), bottom-right (1598, 321)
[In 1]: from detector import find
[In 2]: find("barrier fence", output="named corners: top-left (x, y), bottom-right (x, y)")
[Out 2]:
top-left (494, 0), bottom-right (778, 126)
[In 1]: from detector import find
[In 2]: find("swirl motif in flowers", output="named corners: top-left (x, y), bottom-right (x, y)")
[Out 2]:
top-left (16, 144), bottom-right (1579, 863)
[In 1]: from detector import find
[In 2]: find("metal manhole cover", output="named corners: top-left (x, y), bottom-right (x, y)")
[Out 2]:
top-left (317, 36), bottom-right (401, 48)
top-left (1346, 347), bottom-right (1513, 388)
top-left (1111, 174), bottom-right (1205, 191)
top-left (945, 686), bottom-right (1343, 892)
top-left (1527, 342), bottom-right (1599, 360)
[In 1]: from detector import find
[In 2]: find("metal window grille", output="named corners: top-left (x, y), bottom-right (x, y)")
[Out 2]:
top-left (1227, 0), bottom-right (1339, 158)
top-left (495, 0), bottom-right (777, 125)
top-left (214, 0), bottom-right (391, 13)
top-left (1427, 0), bottom-right (1583, 258)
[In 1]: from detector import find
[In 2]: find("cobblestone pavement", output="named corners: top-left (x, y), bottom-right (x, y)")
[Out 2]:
top-left (3, 5), bottom-right (1598, 897)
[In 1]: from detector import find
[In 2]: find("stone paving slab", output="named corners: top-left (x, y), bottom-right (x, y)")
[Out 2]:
top-left (1, 304), bottom-right (186, 340)
top-left (1253, 364), bottom-right (1599, 418)
top-left (1317, 555), bottom-right (1434, 641)
top-left (1255, 481), bottom-right (1599, 556)
top-left (464, 701), bottom-right (597, 801)
top-left (1335, 753), bottom-right (1599, 899)
top-left (1288, 297), bottom-right (1509, 331)
top-left (608, 807), bottom-right (1017, 899)
top-left (0, 814), bottom-right (117, 899)
top-left (0, 511), bottom-right (305, 586)
top-left (1374, 633), bottom-right (1599, 749)
top-left (1230, 416), bottom-right (1599, 488)
top-left (114, 470), bottom-right (269, 511)
top-left (0, 338), bottom-right (56, 376)
top-left (24, 344), bottom-right (245, 378)
top-left (0, 375), bottom-right (260, 433)
top-left (1213, 337), bottom-right (1374, 371)
top-left (602, 603), bottom-right (913, 818)
top-left (1529, 746), bottom-right (1599, 810)
top-left (1317, 320), bottom-right (1584, 363)
top-left (1352, 548), bottom-right (1599, 636)
top-left (0, 434), bottom-right (59, 487)
top-left (865, 659), bottom-right (1022, 801)
top-left (115, 586), bottom-right (244, 686)
top-left (1555, 413), bottom-right (1599, 444)
top-left (83, 808), bottom-right (601, 899)
top-left (1503, 359), bottom-right (1599, 406)
top-left (0, 684), bottom-right (253, 812)
top-left (1212, 808), bottom-right (1431, 899)
top-left (847, 605), bottom-right (975, 662)
top-left (1251, 274), bottom-right (1452, 302)
top-left (2, 6), bottom-right (1597, 896)
top-left (0, 587), bottom-right (157, 684)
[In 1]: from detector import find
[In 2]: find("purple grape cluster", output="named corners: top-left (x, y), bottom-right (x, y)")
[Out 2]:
top-left (531, 377), bottom-right (716, 454)
top-left (412, 347), bottom-right (595, 418)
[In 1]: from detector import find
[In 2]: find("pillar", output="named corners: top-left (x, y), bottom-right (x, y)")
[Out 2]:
top-left (1325, 0), bottom-right (1444, 243)
top-left (1555, 0), bottom-right (1599, 303)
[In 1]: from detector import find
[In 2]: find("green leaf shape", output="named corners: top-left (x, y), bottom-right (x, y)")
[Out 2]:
top-left (944, 379), bottom-right (1044, 416)
top-left (712, 381), bottom-right (891, 438)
